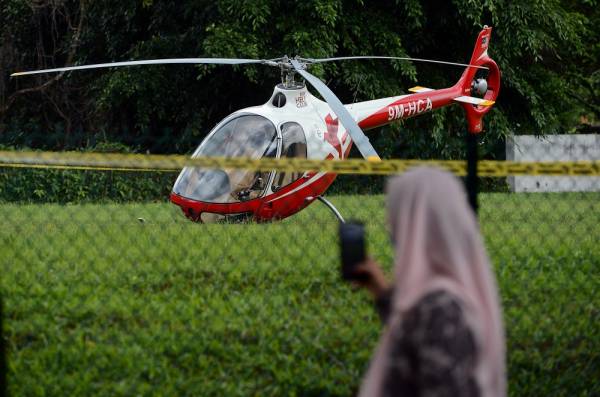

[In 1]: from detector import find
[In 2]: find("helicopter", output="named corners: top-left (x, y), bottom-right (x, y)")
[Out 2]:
top-left (12, 26), bottom-right (499, 223)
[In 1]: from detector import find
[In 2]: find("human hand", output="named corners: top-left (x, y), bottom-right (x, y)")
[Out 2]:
top-left (351, 257), bottom-right (389, 299)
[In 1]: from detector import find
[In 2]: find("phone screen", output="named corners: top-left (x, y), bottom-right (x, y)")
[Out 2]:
top-left (339, 222), bottom-right (367, 280)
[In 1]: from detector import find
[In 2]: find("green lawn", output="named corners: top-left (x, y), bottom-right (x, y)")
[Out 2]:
top-left (0, 193), bottom-right (598, 396)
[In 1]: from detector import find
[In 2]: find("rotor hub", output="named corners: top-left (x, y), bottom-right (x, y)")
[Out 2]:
top-left (471, 78), bottom-right (488, 97)
top-left (270, 56), bottom-right (309, 89)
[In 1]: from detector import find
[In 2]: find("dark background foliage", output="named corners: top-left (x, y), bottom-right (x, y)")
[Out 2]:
top-left (1, 0), bottom-right (597, 157)
top-left (0, 5), bottom-right (598, 396)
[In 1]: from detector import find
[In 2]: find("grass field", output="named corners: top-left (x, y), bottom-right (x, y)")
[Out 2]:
top-left (0, 193), bottom-right (598, 396)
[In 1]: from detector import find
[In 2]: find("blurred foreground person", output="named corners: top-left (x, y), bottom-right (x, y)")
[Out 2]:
top-left (356, 168), bottom-right (506, 397)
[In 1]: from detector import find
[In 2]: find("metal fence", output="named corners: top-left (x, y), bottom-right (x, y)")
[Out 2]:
top-left (0, 145), bottom-right (598, 396)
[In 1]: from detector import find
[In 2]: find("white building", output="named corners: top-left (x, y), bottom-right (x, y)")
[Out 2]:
top-left (506, 134), bottom-right (600, 192)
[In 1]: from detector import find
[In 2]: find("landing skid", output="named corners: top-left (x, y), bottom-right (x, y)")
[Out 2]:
top-left (314, 196), bottom-right (345, 223)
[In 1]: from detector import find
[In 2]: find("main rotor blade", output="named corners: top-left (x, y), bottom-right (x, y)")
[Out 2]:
top-left (289, 59), bottom-right (380, 161)
top-left (11, 58), bottom-right (269, 77)
top-left (305, 56), bottom-right (489, 70)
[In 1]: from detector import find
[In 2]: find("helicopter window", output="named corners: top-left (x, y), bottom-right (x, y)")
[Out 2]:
top-left (272, 122), bottom-right (307, 192)
top-left (173, 115), bottom-right (277, 203)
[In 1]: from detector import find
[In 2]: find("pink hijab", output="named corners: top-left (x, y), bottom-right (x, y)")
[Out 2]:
top-left (359, 167), bottom-right (506, 397)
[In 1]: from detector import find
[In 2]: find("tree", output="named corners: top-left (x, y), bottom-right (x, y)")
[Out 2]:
top-left (1, 0), bottom-right (597, 155)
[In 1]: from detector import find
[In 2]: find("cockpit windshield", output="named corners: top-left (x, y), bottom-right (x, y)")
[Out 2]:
top-left (173, 115), bottom-right (277, 203)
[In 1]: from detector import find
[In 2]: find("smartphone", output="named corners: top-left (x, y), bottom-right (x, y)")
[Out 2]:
top-left (339, 221), bottom-right (368, 281)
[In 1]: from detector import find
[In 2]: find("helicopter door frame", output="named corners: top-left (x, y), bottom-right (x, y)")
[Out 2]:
top-left (226, 113), bottom-right (281, 202)
top-left (257, 122), bottom-right (281, 199)
top-left (262, 120), bottom-right (308, 197)
top-left (269, 121), bottom-right (308, 193)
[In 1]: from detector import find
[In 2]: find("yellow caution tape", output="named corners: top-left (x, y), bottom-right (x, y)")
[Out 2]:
top-left (0, 151), bottom-right (599, 177)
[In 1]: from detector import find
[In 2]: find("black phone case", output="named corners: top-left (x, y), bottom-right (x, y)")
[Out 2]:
top-left (339, 222), bottom-right (367, 281)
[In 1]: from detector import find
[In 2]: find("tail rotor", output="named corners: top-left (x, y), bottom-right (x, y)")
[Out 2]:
top-left (455, 26), bottom-right (501, 133)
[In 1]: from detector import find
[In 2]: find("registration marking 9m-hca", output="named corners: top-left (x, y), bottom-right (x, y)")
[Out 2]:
top-left (388, 98), bottom-right (433, 121)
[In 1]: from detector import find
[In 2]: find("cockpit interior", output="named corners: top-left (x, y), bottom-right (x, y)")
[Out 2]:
top-left (172, 114), bottom-right (308, 203)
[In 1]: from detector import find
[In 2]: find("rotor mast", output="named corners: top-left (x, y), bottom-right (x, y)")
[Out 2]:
top-left (277, 56), bottom-right (305, 89)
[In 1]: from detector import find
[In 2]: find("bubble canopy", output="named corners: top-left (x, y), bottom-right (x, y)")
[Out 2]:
top-left (172, 115), bottom-right (278, 203)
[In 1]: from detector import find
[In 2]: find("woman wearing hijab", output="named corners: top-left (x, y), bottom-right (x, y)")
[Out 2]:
top-left (354, 167), bottom-right (506, 397)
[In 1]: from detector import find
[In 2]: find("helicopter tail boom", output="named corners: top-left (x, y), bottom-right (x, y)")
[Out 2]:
top-left (352, 26), bottom-right (500, 133)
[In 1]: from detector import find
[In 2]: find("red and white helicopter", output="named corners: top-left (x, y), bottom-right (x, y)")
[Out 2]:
top-left (13, 27), bottom-right (499, 223)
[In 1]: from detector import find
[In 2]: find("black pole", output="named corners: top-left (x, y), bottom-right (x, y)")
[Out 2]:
top-left (466, 131), bottom-right (479, 214)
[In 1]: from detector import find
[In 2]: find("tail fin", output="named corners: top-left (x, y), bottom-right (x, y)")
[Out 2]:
top-left (469, 26), bottom-right (493, 65)
top-left (455, 26), bottom-right (500, 133)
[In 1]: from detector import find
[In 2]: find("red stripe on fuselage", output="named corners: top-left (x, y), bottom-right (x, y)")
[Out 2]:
top-left (358, 86), bottom-right (461, 130)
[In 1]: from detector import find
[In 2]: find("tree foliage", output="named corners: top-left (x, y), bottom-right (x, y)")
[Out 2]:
top-left (0, 0), bottom-right (597, 156)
